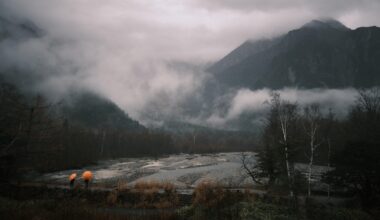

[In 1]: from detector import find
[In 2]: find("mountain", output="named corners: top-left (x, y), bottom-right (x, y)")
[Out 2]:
top-left (209, 19), bottom-right (380, 89)
top-left (207, 38), bottom-right (281, 74)
top-left (60, 92), bottom-right (145, 131)
top-left (0, 17), bottom-right (144, 132)
top-left (301, 19), bottom-right (350, 31)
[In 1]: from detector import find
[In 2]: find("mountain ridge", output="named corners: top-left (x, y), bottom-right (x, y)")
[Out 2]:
top-left (209, 19), bottom-right (380, 90)
top-left (0, 17), bottom-right (145, 132)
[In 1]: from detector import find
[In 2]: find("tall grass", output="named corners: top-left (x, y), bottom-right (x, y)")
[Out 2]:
top-left (0, 196), bottom-right (179, 220)
top-left (104, 180), bottom-right (180, 209)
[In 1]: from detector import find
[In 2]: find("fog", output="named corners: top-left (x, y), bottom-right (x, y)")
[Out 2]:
top-left (0, 0), bottom-right (379, 128)
top-left (204, 88), bottom-right (359, 129)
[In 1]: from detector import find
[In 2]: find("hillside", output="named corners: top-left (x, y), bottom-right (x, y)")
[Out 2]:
top-left (60, 92), bottom-right (144, 131)
top-left (0, 16), bottom-right (145, 132)
top-left (209, 19), bottom-right (380, 89)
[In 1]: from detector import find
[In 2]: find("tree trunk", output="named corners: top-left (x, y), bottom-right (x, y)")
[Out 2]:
top-left (308, 147), bottom-right (314, 197)
top-left (327, 139), bottom-right (331, 199)
top-left (100, 131), bottom-right (106, 156)
top-left (285, 146), bottom-right (294, 197)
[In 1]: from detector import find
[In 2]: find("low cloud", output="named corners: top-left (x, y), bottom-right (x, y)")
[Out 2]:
top-left (204, 88), bottom-right (359, 129)
top-left (0, 0), bottom-right (378, 128)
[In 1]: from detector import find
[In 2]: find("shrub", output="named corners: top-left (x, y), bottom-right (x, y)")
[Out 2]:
top-left (116, 179), bottom-right (128, 192)
top-left (239, 201), bottom-right (298, 220)
top-left (131, 181), bottom-right (179, 209)
top-left (306, 206), bottom-right (373, 220)
top-left (190, 180), bottom-right (248, 219)
top-left (192, 180), bottom-right (226, 208)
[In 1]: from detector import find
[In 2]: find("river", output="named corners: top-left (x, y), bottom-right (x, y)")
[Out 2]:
top-left (37, 152), bottom-right (257, 189)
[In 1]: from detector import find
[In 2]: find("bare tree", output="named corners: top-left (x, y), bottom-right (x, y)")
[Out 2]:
top-left (0, 83), bottom-right (64, 176)
top-left (324, 109), bottom-right (335, 199)
top-left (349, 87), bottom-right (380, 143)
top-left (100, 129), bottom-right (106, 156)
top-left (356, 88), bottom-right (380, 114)
top-left (0, 124), bottom-right (22, 158)
top-left (192, 129), bottom-right (197, 147)
top-left (325, 88), bottom-right (380, 208)
top-left (241, 152), bottom-right (262, 185)
top-left (302, 104), bottom-right (323, 197)
top-left (271, 93), bottom-right (298, 197)
top-left (0, 82), bottom-right (25, 158)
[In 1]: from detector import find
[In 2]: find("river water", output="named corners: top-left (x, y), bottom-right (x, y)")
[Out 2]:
top-left (37, 152), bottom-right (257, 188)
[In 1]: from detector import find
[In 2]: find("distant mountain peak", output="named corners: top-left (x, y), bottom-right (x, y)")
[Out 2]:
top-left (301, 19), bottom-right (349, 31)
top-left (209, 21), bottom-right (380, 90)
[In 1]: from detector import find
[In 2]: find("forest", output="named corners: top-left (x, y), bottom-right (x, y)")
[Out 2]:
top-left (248, 89), bottom-right (380, 209)
top-left (0, 79), bottom-right (255, 179)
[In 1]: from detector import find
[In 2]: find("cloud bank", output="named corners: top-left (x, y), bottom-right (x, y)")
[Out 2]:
top-left (204, 88), bottom-right (359, 129)
top-left (0, 0), bottom-right (379, 127)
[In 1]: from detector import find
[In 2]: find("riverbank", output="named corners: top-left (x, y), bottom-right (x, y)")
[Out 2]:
top-left (1, 182), bottom-right (376, 220)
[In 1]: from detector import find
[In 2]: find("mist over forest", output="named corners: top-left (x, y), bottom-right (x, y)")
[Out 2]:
top-left (1, 1), bottom-right (380, 219)
top-left (0, 6), bottom-right (371, 130)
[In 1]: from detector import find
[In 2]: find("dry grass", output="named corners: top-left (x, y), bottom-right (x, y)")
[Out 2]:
top-left (134, 181), bottom-right (159, 192)
top-left (104, 180), bottom-right (179, 209)
top-left (0, 196), bottom-right (179, 220)
top-left (133, 181), bottom-right (164, 190)
top-left (131, 181), bottom-right (179, 209)
top-left (192, 180), bottom-right (227, 208)
top-left (116, 179), bottom-right (128, 191)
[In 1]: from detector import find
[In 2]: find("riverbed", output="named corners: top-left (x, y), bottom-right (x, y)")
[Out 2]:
top-left (37, 152), bottom-right (257, 188)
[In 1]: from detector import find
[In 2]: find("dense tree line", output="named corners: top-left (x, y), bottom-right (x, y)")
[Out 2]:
top-left (171, 130), bottom-right (256, 154)
top-left (0, 80), bottom-right (256, 180)
top-left (247, 89), bottom-right (380, 208)
top-left (0, 81), bottom-right (175, 179)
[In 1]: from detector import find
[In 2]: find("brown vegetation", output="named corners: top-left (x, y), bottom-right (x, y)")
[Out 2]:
top-left (131, 181), bottom-right (179, 209)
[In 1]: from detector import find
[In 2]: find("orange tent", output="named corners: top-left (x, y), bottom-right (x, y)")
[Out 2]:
top-left (82, 171), bottom-right (93, 181)
top-left (69, 173), bottom-right (77, 181)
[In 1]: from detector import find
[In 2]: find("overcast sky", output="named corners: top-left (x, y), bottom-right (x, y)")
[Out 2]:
top-left (1, 0), bottom-right (379, 125)
top-left (2, 0), bottom-right (380, 62)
